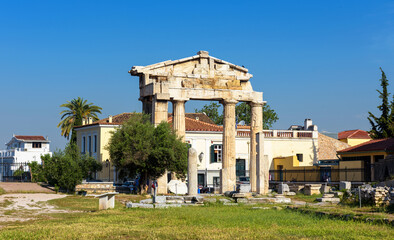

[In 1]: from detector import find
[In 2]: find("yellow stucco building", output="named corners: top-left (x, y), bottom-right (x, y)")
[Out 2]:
top-left (338, 129), bottom-right (371, 146)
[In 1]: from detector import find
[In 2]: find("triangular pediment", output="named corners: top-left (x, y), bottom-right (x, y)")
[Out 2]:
top-left (130, 51), bottom-right (252, 82)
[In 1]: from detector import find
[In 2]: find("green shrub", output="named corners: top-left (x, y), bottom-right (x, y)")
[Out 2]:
top-left (28, 161), bottom-right (46, 182)
top-left (42, 143), bottom-right (102, 192)
top-left (13, 169), bottom-right (24, 177)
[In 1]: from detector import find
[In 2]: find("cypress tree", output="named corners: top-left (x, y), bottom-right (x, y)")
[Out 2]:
top-left (368, 68), bottom-right (393, 139)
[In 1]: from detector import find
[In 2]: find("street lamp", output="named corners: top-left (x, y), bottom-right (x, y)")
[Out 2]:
top-left (106, 159), bottom-right (111, 182)
top-left (198, 152), bottom-right (204, 163)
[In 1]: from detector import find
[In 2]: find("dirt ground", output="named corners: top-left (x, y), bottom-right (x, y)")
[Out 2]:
top-left (0, 182), bottom-right (53, 193)
top-left (0, 193), bottom-right (68, 223)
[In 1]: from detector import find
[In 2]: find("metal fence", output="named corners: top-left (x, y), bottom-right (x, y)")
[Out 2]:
top-left (269, 168), bottom-right (366, 183)
top-left (0, 162), bottom-right (31, 182)
top-left (374, 159), bottom-right (394, 182)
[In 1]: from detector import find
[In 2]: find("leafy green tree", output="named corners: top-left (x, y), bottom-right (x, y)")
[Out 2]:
top-left (194, 102), bottom-right (223, 125)
top-left (195, 102), bottom-right (279, 129)
top-left (28, 161), bottom-right (46, 182)
top-left (106, 114), bottom-right (188, 193)
top-left (37, 143), bottom-right (102, 192)
top-left (57, 97), bottom-right (102, 143)
top-left (368, 68), bottom-right (394, 139)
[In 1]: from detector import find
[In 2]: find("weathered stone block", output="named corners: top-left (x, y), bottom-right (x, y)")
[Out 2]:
top-left (140, 199), bottom-right (153, 204)
top-left (304, 184), bottom-right (321, 196)
top-left (155, 204), bottom-right (181, 208)
top-left (339, 181), bottom-right (351, 191)
top-left (154, 196), bottom-right (167, 204)
top-left (193, 196), bottom-right (204, 203)
top-left (278, 183), bottom-right (290, 194)
top-left (285, 192), bottom-right (296, 196)
top-left (203, 198), bottom-right (217, 203)
top-left (237, 184), bottom-right (251, 193)
top-left (166, 200), bottom-right (184, 204)
top-left (236, 198), bottom-right (248, 203)
top-left (320, 184), bottom-right (331, 194)
top-left (126, 202), bottom-right (154, 208)
top-left (232, 192), bottom-right (252, 198)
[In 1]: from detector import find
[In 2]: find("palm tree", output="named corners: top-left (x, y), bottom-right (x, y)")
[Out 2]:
top-left (57, 97), bottom-right (102, 142)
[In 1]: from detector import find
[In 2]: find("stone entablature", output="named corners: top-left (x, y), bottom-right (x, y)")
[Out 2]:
top-left (129, 51), bottom-right (263, 103)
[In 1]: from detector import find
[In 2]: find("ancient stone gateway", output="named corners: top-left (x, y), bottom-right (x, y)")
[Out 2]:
top-left (129, 51), bottom-right (267, 194)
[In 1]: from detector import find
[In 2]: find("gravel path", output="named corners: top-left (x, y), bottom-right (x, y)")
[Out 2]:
top-left (0, 182), bottom-right (53, 193)
top-left (0, 193), bottom-right (68, 223)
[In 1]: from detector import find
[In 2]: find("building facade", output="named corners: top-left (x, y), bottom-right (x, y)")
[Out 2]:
top-left (75, 113), bottom-right (325, 187)
top-left (0, 135), bottom-right (52, 180)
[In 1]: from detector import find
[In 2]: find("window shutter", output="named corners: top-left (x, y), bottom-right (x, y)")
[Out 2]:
top-left (210, 145), bottom-right (215, 163)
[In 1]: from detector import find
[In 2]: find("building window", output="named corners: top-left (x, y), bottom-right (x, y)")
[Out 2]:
top-left (32, 142), bottom-right (42, 148)
top-left (94, 135), bottom-right (97, 153)
top-left (210, 144), bottom-right (222, 163)
top-left (296, 154), bottom-right (303, 162)
top-left (213, 177), bottom-right (220, 187)
top-left (82, 137), bottom-right (86, 153)
top-left (88, 136), bottom-right (92, 155)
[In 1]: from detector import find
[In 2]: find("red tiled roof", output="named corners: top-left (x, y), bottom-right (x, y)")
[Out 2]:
top-left (74, 113), bottom-right (135, 128)
top-left (14, 135), bottom-right (46, 141)
top-left (75, 112), bottom-right (220, 130)
top-left (338, 129), bottom-right (371, 140)
top-left (337, 138), bottom-right (394, 154)
top-left (169, 117), bottom-right (223, 132)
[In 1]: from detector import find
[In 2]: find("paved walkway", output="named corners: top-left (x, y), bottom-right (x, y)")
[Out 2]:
top-left (0, 182), bottom-right (53, 193)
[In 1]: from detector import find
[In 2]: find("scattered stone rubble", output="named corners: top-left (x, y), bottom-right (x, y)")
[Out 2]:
top-left (360, 185), bottom-right (394, 206)
top-left (126, 195), bottom-right (205, 209)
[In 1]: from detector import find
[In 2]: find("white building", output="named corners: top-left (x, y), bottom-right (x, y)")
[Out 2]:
top-left (0, 135), bottom-right (52, 165)
top-left (182, 116), bottom-right (320, 188)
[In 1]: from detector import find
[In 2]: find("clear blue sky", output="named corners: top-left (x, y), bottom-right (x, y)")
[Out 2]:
top-left (1, 0), bottom-right (394, 150)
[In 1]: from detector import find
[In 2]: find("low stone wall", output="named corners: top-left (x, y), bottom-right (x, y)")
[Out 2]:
top-left (75, 182), bottom-right (115, 194)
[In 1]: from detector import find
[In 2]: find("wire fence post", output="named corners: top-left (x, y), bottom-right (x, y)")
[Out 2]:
top-left (284, 169), bottom-right (287, 182)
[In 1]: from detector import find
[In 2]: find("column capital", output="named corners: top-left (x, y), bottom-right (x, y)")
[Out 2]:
top-left (221, 99), bottom-right (238, 105)
top-left (171, 98), bottom-right (189, 103)
top-left (249, 101), bottom-right (265, 107)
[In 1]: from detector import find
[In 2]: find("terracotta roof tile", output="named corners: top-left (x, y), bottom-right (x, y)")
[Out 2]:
top-left (14, 135), bottom-right (46, 141)
top-left (338, 138), bottom-right (394, 153)
top-left (338, 129), bottom-right (371, 140)
top-left (169, 117), bottom-right (223, 132)
top-left (75, 112), bottom-right (220, 130)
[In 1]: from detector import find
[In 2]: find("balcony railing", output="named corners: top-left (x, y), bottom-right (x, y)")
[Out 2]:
top-left (236, 130), bottom-right (316, 139)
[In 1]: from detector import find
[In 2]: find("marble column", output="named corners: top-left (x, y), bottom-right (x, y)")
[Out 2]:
top-left (153, 98), bottom-right (169, 194)
top-left (170, 100), bottom-right (186, 180)
top-left (187, 148), bottom-right (198, 195)
top-left (249, 102), bottom-right (263, 192)
top-left (152, 99), bottom-right (168, 127)
top-left (256, 132), bottom-right (268, 194)
top-left (172, 100), bottom-right (186, 140)
top-left (221, 99), bottom-right (238, 193)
